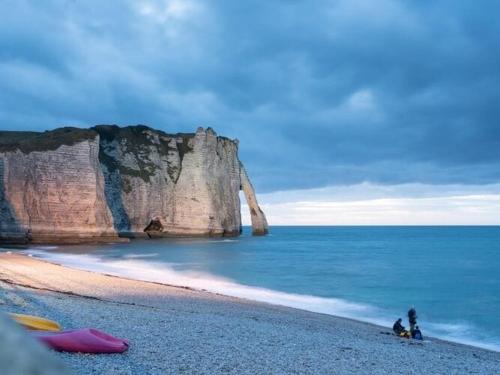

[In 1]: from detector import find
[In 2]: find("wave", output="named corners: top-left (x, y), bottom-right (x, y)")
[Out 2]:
top-left (32, 246), bottom-right (59, 251)
top-left (123, 253), bottom-right (159, 259)
top-left (425, 322), bottom-right (500, 352)
top-left (24, 249), bottom-right (500, 352)
top-left (25, 250), bottom-right (378, 320)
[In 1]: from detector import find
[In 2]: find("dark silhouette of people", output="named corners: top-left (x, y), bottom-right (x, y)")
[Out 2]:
top-left (412, 325), bottom-right (423, 340)
top-left (408, 307), bottom-right (417, 334)
top-left (391, 309), bottom-right (423, 341)
top-left (393, 318), bottom-right (409, 338)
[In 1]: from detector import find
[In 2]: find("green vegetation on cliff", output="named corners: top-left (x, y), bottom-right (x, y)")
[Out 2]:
top-left (0, 128), bottom-right (97, 153)
top-left (94, 125), bottom-right (195, 183)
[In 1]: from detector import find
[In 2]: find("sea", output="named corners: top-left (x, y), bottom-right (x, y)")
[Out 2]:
top-left (7, 226), bottom-right (500, 352)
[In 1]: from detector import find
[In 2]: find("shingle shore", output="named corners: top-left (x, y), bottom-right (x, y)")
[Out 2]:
top-left (0, 254), bottom-right (499, 375)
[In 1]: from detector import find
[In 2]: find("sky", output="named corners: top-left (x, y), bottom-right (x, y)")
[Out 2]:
top-left (1, 0), bottom-right (499, 224)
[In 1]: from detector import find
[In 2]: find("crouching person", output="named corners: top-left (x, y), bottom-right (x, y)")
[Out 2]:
top-left (412, 325), bottom-right (423, 340)
top-left (393, 318), bottom-right (410, 338)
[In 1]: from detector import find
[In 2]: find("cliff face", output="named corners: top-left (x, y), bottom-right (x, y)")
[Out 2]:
top-left (0, 130), bottom-right (117, 244)
top-left (0, 125), bottom-right (267, 244)
top-left (96, 125), bottom-right (243, 237)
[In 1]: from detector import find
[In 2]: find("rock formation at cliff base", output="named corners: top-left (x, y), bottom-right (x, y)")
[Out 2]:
top-left (0, 125), bottom-right (268, 244)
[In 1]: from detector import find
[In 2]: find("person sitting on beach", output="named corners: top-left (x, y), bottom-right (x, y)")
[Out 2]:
top-left (412, 325), bottom-right (423, 340)
top-left (393, 318), bottom-right (409, 337)
top-left (408, 307), bottom-right (417, 334)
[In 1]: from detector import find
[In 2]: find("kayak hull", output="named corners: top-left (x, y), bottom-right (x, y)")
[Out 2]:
top-left (10, 313), bottom-right (61, 332)
top-left (33, 328), bottom-right (129, 353)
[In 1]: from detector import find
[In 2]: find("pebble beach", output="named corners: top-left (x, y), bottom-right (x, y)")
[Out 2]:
top-left (0, 253), bottom-right (499, 375)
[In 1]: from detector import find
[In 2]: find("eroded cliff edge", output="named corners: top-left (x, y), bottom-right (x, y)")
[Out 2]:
top-left (0, 125), bottom-right (268, 244)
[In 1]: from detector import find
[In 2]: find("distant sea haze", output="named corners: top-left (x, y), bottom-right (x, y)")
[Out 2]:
top-left (243, 183), bottom-right (500, 226)
top-left (20, 226), bottom-right (500, 352)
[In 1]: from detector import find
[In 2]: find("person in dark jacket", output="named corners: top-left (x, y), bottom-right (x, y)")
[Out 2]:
top-left (408, 307), bottom-right (417, 334)
top-left (412, 325), bottom-right (423, 340)
top-left (393, 318), bottom-right (409, 337)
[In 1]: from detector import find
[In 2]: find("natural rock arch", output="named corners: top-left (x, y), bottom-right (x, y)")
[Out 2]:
top-left (240, 163), bottom-right (268, 236)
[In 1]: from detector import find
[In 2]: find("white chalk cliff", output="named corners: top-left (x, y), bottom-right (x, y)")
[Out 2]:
top-left (0, 125), bottom-right (268, 244)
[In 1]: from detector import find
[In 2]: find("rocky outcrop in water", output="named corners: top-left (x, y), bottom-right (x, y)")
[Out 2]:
top-left (0, 125), bottom-right (268, 244)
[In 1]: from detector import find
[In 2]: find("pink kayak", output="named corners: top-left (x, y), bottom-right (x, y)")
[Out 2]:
top-left (32, 328), bottom-right (129, 353)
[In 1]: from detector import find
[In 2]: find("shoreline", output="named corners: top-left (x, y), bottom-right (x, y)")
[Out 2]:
top-left (18, 247), bottom-right (500, 353)
top-left (7, 253), bottom-right (496, 353)
top-left (1, 253), bottom-right (499, 374)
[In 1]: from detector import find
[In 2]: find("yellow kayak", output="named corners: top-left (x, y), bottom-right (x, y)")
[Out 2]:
top-left (9, 313), bottom-right (61, 332)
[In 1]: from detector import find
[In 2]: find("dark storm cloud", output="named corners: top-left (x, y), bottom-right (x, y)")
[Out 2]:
top-left (0, 0), bottom-right (499, 192)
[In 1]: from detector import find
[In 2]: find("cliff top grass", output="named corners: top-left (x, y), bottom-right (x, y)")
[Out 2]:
top-left (93, 124), bottom-right (197, 142)
top-left (0, 125), bottom-right (235, 156)
top-left (93, 124), bottom-right (234, 145)
top-left (0, 127), bottom-right (98, 153)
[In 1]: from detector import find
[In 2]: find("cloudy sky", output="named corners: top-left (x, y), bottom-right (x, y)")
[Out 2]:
top-left (1, 0), bottom-right (499, 224)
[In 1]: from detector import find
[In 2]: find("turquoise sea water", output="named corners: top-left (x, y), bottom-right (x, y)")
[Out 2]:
top-left (10, 226), bottom-right (500, 351)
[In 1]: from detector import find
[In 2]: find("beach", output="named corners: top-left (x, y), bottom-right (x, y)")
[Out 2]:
top-left (0, 253), bottom-right (499, 375)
